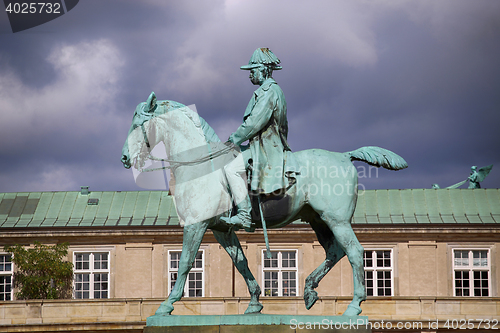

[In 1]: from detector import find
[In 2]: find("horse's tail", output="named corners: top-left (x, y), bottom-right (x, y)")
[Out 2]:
top-left (348, 146), bottom-right (408, 170)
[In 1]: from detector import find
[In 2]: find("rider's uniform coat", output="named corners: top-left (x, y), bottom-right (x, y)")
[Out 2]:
top-left (229, 78), bottom-right (290, 194)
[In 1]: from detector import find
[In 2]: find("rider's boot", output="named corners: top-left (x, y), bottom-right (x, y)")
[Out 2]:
top-left (221, 196), bottom-right (252, 229)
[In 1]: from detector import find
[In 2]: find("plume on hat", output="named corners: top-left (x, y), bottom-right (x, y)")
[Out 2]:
top-left (241, 48), bottom-right (282, 70)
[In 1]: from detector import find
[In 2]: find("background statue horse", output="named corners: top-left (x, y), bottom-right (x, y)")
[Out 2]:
top-left (121, 92), bottom-right (407, 317)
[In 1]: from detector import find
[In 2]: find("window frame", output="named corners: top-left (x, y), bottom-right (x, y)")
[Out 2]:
top-left (73, 251), bottom-right (110, 299)
top-left (0, 253), bottom-right (13, 301)
top-left (363, 248), bottom-right (394, 297)
top-left (168, 249), bottom-right (205, 297)
top-left (261, 249), bottom-right (299, 297)
top-left (452, 248), bottom-right (491, 297)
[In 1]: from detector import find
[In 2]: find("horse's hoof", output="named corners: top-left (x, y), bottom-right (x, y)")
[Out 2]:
top-left (155, 303), bottom-right (174, 316)
top-left (304, 289), bottom-right (319, 310)
top-left (244, 302), bottom-right (263, 314)
top-left (342, 304), bottom-right (362, 316)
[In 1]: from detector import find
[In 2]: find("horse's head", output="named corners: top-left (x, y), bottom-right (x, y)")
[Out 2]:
top-left (122, 92), bottom-right (222, 174)
top-left (121, 92), bottom-right (157, 169)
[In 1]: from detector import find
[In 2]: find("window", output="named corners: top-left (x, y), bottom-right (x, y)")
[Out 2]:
top-left (168, 250), bottom-right (204, 297)
top-left (73, 252), bottom-right (109, 299)
top-left (364, 250), bottom-right (393, 296)
top-left (262, 250), bottom-right (298, 297)
top-left (453, 249), bottom-right (490, 297)
top-left (0, 254), bottom-right (13, 301)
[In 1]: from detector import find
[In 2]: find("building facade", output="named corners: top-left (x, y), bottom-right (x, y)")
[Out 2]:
top-left (0, 188), bottom-right (499, 332)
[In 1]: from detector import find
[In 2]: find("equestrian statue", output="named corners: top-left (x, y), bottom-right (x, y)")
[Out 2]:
top-left (121, 48), bottom-right (408, 316)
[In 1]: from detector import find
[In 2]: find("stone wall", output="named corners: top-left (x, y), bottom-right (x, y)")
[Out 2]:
top-left (60, 239), bottom-right (500, 300)
top-left (1, 297), bottom-right (499, 332)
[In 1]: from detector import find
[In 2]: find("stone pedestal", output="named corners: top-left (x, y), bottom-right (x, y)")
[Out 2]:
top-left (144, 314), bottom-right (371, 332)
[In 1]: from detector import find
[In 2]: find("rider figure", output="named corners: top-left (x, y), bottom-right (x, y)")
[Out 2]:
top-left (220, 48), bottom-right (291, 229)
top-left (468, 166), bottom-right (480, 189)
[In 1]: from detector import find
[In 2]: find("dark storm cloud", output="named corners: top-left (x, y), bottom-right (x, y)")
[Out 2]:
top-left (0, 0), bottom-right (499, 193)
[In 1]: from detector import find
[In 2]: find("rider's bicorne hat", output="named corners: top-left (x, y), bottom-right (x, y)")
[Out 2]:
top-left (240, 48), bottom-right (282, 70)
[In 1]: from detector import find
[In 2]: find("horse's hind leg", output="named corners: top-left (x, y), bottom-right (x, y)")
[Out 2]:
top-left (324, 216), bottom-right (366, 316)
top-left (304, 215), bottom-right (346, 310)
top-left (212, 229), bottom-right (263, 314)
top-left (155, 222), bottom-right (208, 315)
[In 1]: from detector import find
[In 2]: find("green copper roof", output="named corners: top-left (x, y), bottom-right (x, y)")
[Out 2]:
top-left (0, 191), bottom-right (177, 228)
top-left (352, 189), bottom-right (500, 224)
top-left (0, 189), bottom-right (499, 228)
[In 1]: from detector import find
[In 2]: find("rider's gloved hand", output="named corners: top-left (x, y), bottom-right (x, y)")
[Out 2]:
top-left (225, 134), bottom-right (236, 147)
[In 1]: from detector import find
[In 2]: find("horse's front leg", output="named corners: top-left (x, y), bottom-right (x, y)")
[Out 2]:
top-left (155, 222), bottom-right (208, 315)
top-left (212, 229), bottom-right (263, 314)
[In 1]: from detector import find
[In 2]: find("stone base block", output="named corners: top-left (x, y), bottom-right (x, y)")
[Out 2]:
top-left (145, 314), bottom-right (370, 333)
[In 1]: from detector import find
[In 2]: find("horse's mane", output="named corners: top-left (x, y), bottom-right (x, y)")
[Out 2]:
top-left (150, 100), bottom-right (221, 143)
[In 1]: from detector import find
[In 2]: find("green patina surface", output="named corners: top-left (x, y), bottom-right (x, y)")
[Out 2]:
top-left (146, 313), bottom-right (368, 327)
top-left (0, 188), bottom-right (498, 228)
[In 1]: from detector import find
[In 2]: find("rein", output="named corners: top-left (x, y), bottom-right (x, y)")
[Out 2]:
top-left (138, 123), bottom-right (234, 173)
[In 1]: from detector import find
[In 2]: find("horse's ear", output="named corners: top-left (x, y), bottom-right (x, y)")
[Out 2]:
top-left (146, 92), bottom-right (157, 113)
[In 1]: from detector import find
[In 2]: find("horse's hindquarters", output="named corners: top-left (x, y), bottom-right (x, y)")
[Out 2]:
top-left (293, 149), bottom-right (358, 219)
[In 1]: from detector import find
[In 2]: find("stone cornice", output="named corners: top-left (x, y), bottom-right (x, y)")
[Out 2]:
top-left (0, 223), bottom-right (499, 245)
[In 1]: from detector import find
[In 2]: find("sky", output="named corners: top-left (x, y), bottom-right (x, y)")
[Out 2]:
top-left (0, 0), bottom-right (499, 193)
